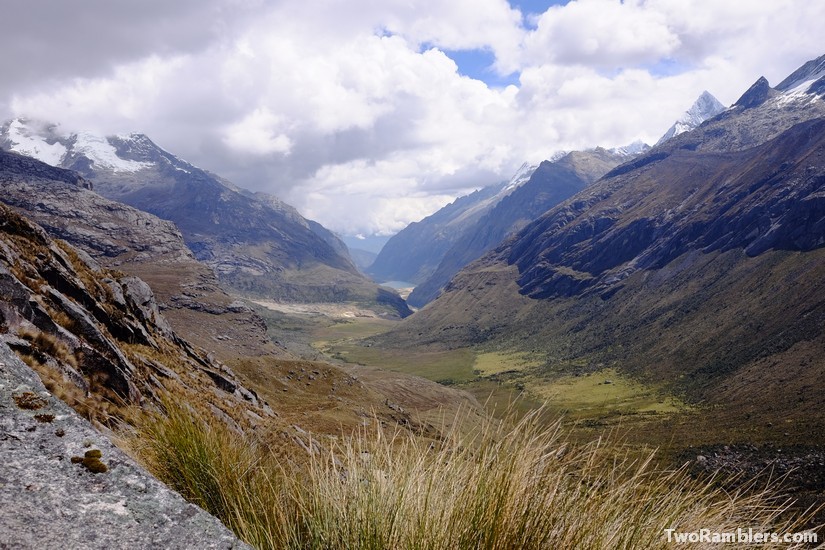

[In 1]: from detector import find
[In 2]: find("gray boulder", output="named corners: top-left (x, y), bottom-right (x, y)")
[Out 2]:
top-left (0, 342), bottom-right (250, 549)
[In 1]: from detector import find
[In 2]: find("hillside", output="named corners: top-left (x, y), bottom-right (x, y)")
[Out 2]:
top-left (408, 148), bottom-right (628, 307)
top-left (0, 148), bottom-right (279, 361)
top-left (367, 179), bottom-right (513, 284)
top-left (380, 58), bottom-right (825, 444)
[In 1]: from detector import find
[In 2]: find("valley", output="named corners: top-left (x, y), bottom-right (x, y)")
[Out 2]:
top-left (256, 305), bottom-right (697, 451)
top-left (3, 47), bottom-right (825, 549)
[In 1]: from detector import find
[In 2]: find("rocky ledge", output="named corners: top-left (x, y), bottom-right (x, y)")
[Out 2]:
top-left (0, 342), bottom-right (249, 549)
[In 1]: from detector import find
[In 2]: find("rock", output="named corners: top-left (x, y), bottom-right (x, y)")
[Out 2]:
top-left (732, 76), bottom-right (778, 110)
top-left (0, 343), bottom-right (249, 549)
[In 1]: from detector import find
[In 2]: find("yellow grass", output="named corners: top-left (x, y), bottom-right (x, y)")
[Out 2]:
top-left (125, 402), bottom-right (817, 549)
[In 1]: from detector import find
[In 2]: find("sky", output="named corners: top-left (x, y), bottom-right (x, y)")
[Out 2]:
top-left (2, 0), bottom-right (824, 239)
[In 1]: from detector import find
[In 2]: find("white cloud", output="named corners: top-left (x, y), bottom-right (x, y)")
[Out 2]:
top-left (223, 108), bottom-right (293, 155)
top-left (522, 0), bottom-right (680, 68)
top-left (3, 0), bottom-right (824, 237)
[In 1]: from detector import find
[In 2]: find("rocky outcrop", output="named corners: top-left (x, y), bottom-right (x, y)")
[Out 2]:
top-left (0, 148), bottom-right (288, 360)
top-left (0, 342), bottom-right (249, 549)
top-left (0, 202), bottom-right (272, 427)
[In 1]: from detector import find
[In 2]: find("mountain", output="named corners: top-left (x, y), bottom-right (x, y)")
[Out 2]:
top-left (406, 148), bottom-right (632, 307)
top-left (0, 120), bottom-right (410, 317)
top-left (0, 148), bottom-right (281, 361)
top-left (383, 55), bottom-right (825, 442)
top-left (367, 177), bottom-right (516, 285)
top-left (349, 247), bottom-right (378, 273)
top-left (656, 91), bottom-right (726, 145)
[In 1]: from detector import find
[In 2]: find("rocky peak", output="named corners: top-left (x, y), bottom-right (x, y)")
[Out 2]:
top-left (656, 91), bottom-right (726, 145)
top-left (732, 76), bottom-right (777, 110)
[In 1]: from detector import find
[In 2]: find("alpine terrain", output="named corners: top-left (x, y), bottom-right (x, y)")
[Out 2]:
top-left (0, 120), bottom-right (410, 317)
top-left (380, 54), bottom-right (825, 445)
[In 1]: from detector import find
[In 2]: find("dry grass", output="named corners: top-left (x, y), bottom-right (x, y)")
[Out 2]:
top-left (126, 403), bottom-right (818, 550)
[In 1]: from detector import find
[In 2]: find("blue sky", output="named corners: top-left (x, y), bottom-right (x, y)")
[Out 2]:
top-left (445, 1), bottom-right (569, 86)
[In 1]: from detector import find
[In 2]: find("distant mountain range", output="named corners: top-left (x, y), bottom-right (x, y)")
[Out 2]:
top-left (406, 148), bottom-right (633, 307)
top-left (372, 91), bottom-right (727, 308)
top-left (382, 54), bottom-right (825, 441)
top-left (0, 120), bottom-right (410, 317)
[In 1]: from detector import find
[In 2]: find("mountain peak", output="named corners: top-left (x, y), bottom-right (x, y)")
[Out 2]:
top-left (733, 76), bottom-right (777, 110)
top-left (610, 140), bottom-right (650, 157)
top-left (656, 91), bottom-right (726, 145)
top-left (775, 53), bottom-right (825, 93)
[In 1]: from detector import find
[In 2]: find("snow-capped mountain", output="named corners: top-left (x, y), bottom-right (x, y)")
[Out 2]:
top-left (775, 53), bottom-right (825, 94)
top-left (655, 91), bottom-right (726, 145)
top-left (0, 118), bottom-right (411, 315)
top-left (610, 139), bottom-right (650, 157)
top-left (501, 161), bottom-right (540, 194)
top-left (2, 118), bottom-right (154, 173)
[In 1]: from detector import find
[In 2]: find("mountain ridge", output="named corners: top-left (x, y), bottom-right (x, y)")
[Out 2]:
top-left (0, 120), bottom-right (411, 316)
top-left (377, 54), bottom-right (825, 444)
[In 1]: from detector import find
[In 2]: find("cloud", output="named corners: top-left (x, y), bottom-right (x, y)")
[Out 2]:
top-left (2, 0), bottom-right (824, 236)
top-left (523, 0), bottom-right (680, 68)
top-left (223, 108), bottom-right (293, 155)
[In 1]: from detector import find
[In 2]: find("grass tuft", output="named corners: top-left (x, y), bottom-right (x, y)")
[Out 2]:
top-left (127, 403), bottom-right (817, 549)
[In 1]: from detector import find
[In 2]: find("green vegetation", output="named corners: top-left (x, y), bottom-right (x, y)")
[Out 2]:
top-left (312, 317), bottom-right (688, 437)
top-left (472, 351), bottom-right (541, 376)
top-left (321, 342), bottom-right (477, 384)
top-left (528, 368), bottom-right (688, 418)
top-left (128, 402), bottom-right (813, 550)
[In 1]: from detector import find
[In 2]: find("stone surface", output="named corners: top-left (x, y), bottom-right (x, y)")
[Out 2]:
top-left (0, 343), bottom-right (250, 550)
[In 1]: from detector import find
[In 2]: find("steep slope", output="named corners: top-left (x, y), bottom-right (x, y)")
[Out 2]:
top-left (367, 179), bottom-right (513, 284)
top-left (0, 149), bottom-right (279, 361)
top-left (0, 122), bottom-right (410, 317)
top-left (387, 58), bottom-right (825, 443)
top-left (0, 201), bottom-right (272, 429)
top-left (655, 91), bottom-right (726, 145)
top-left (407, 148), bottom-right (628, 307)
top-left (0, 149), bottom-right (476, 443)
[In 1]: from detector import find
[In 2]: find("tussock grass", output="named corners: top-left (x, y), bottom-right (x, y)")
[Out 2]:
top-left (129, 404), bottom-right (817, 549)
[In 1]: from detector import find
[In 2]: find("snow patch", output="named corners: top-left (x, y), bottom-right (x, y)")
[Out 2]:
top-left (611, 140), bottom-right (649, 157)
top-left (773, 76), bottom-right (825, 107)
top-left (502, 162), bottom-right (539, 193)
top-left (6, 119), bottom-right (67, 165)
top-left (73, 133), bottom-right (152, 173)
